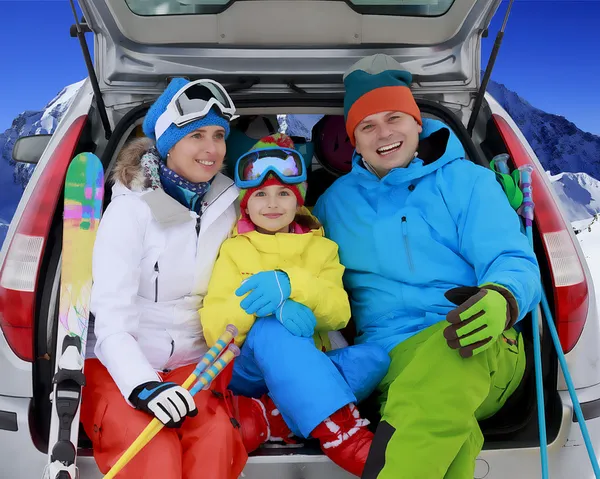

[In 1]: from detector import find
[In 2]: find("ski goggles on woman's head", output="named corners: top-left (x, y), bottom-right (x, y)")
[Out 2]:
top-left (155, 79), bottom-right (238, 140)
top-left (234, 147), bottom-right (307, 189)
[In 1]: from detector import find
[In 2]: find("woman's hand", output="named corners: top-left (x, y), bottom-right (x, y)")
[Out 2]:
top-left (235, 271), bottom-right (291, 317)
top-left (129, 381), bottom-right (198, 428)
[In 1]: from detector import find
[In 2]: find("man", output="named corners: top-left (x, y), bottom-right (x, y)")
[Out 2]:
top-left (313, 54), bottom-right (541, 478)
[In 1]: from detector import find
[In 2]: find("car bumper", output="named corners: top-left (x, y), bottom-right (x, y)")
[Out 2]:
top-left (3, 384), bottom-right (600, 479)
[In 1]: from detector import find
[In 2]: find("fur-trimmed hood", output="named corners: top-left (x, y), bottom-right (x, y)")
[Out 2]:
top-left (112, 137), bottom-right (159, 191)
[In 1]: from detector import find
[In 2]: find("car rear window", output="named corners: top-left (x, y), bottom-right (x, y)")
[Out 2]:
top-left (125, 0), bottom-right (454, 17)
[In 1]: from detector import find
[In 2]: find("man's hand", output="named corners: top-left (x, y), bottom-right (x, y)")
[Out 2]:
top-left (444, 283), bottom-right (519, 358)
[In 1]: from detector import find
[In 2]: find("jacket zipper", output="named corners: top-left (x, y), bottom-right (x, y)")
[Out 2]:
top-left (401, 217), bottom-right (415, 273)
top-left (154, 261), bottom-right (159, 302)
top-left (193, 184), bottom-right (233, 236)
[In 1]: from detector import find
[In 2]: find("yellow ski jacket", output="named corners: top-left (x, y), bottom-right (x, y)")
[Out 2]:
top-left (201, 212), bottom-right (351, 349)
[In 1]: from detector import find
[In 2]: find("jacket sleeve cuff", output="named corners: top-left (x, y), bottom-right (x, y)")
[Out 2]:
top-left (481, 282), bottom-right (520, 329)
top-left (95, 333), bottom-right (162, 404)
top-left (282, 266), bottom-right (314, 306)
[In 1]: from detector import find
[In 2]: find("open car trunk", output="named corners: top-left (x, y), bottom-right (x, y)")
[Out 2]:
top-left (77, 0), bottom-right (503, 111)
top-left (31, 89), bottom-right (562, 465)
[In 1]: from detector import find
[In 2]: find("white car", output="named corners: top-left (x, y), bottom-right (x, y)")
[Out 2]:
top-left (1, 0), bottom-right (599, 478)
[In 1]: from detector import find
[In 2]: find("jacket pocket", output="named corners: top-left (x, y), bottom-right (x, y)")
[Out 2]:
top-left (401, 216), bottom-right (415, 273)
top-left (168, 339), bottom-right (175, 359)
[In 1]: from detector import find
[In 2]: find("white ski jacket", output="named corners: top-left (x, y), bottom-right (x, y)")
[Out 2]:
top-left (89, 138), bottom-right (239, 400)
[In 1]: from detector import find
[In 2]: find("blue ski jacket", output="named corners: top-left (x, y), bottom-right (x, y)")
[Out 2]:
top-left (313, 119), bottom-right (541, 352)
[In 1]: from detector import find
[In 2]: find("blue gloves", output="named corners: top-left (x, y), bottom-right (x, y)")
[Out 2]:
top-left (235, 271), bottom-right (316, 337)
top-left (236, 271), bottom-right (291, 317)
top-left (276, 300), bottom-right (317, 337)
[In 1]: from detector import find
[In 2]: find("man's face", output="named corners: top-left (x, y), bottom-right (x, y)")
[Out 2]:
top-left (354, 111), bottom-right (422, 177)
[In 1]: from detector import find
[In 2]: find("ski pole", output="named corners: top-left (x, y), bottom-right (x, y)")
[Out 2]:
top-left (519, 165), bottom-right (600, 478)
top-left (180, 324), bottom-right (238, 390)
top-left (518, 165), bottom-right (549, 479)
top-left (102, 326), bottom-right (239, 479)
top-left (492, 153), bottom-right (511, 174)
top-left (126, 344), bottom-right (241, 463)
top-left (491, 153), bottom-right (523, 211)
top-left (539, 287), bottom-right (600, 478)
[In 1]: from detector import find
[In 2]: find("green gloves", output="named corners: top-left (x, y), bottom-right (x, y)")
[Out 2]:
top-left (444, 283), bottom-right (519, 358)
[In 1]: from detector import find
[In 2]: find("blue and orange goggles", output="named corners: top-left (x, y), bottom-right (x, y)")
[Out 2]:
top-left (234, 147), bottom-right (307, 189)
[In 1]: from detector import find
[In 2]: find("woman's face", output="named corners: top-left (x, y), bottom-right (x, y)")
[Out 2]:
top-left (245, 185), bottom-right (299, 235)
top-left (166, 125), bottom-right (227, 183)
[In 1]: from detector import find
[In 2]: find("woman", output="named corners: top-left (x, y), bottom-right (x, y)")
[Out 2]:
top-left (81, 78), bottom-right (247, 479)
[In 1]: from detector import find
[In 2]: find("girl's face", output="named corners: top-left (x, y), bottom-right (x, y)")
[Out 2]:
top-left (245, 185), bottom-right (299, 234)
top-left (166, 125), bottom-right (226, 183)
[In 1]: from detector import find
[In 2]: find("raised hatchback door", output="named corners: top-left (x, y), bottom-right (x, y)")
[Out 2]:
top-left (77, 0), bottom-right (499, 95)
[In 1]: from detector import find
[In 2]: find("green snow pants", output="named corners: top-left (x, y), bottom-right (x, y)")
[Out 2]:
top-left (362, 320), bottom-right (526, 479)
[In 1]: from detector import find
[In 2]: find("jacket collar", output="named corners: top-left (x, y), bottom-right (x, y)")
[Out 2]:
top-left (239, 225), bottom-right (324, 255)
top-left (139, 173), bottom-right (238, 229)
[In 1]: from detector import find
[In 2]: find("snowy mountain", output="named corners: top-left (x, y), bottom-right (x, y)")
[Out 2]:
top-left (484, 80), bottom-right (600, 222)
top-left (487, 81), bottom-right (600, 180)
top-left (548, 171), bottom-right (600, 222)
top-left (0, 80), bottom-right (84, 246)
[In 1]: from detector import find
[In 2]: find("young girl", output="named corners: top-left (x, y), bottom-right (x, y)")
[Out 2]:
top-left (201, 134), bottom-right (390, 477)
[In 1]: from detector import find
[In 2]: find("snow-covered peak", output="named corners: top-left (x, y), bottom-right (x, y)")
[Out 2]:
top-left (487, 80), bottom-right (600, 180)
top-left (0, 80), bottom-right (85, 247)
top-left (548, 171), bottom-right (600, 222)
top-left (37, 80), bottom-right (86, 135)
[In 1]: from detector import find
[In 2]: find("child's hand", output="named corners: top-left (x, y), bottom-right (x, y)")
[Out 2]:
top-left (275, 300), bottom-right (317, 337)
top-left (235, 271), bottom-right (291, 317)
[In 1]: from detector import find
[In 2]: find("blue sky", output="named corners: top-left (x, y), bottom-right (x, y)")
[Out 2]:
top-left (0, 0), bottom-right (598, 134)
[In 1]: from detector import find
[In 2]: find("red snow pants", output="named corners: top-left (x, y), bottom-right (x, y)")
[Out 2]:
top-left (80, 359), bottom-right (248, 479)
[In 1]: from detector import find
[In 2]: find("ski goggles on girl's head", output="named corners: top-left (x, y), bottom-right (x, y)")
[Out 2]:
top-left (234, 147), bottom-right (307, 189)
top-left (155, 79), bottom-right (238, 140)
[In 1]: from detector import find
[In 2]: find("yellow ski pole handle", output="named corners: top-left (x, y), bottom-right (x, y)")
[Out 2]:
top-left (102, 326), bottom-right (238, 479)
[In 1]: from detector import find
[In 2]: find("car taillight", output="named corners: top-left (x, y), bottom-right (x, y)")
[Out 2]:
top-left (0, 115), bottom-right (88, 362)
top-left (493, 113), bottom-right (589, 353)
